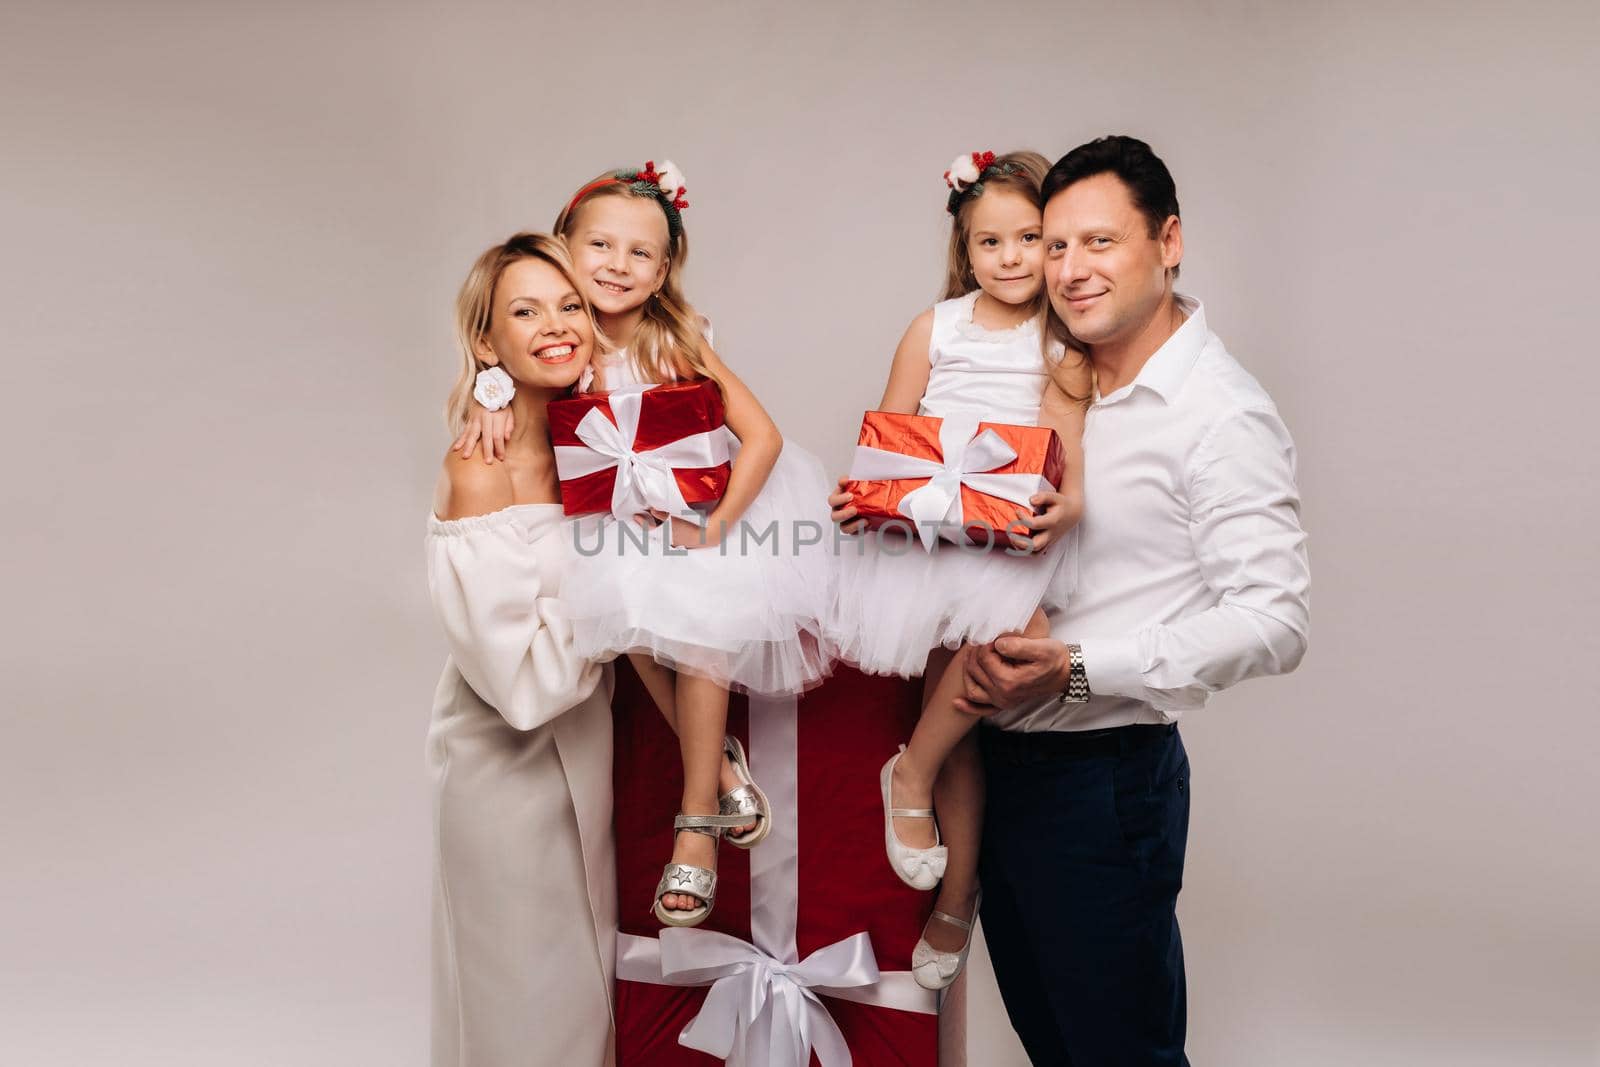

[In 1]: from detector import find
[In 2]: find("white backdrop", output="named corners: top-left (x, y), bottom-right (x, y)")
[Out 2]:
top-left (3, 2), bottom-right (1597, 1064)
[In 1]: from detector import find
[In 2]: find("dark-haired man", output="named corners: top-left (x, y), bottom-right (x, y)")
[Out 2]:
top-left (958, 136), bottom-right (1310, 1064)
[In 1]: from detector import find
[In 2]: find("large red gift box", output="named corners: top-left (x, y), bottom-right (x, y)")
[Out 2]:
top-left (612, 661), bottom-right (966, 1066)
top-left (843, 410), bottom-right (1064, 549)
top-left (550, 380), bottom-right (733, 519)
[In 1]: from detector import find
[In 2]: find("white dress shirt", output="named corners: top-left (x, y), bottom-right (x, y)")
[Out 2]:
top-left (990, 295), bottom-right (1310, 731)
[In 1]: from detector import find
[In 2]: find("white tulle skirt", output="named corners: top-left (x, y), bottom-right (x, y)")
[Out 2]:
top-left (561, 439), bottom-right (837, 697)
top-left (828, 524), bottom-right (1076, 678)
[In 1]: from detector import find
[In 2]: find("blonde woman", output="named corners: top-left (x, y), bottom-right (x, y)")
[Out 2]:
top-left (426, 232), bottom-right (616, 1066)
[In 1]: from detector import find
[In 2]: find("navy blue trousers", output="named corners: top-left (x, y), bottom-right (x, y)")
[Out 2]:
top-left (978, 724), bottom-right (1191, 1066)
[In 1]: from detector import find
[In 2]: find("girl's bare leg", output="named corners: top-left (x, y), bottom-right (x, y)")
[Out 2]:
top-left (901, 608), bottom-right (1052, 949)
top-left (659, 671), bottom-right (731, 914)
top-left (628, 652), bottom-right (679, 731)
top-left (925, 731), bottom-right (983, 951)
top-left (890, 645), bottom-right (980, 851)
top-left (630, 653), bottom-right (754, 837)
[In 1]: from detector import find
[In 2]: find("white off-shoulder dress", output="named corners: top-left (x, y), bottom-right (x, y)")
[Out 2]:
top-left (426, 502), bottom-right (617, 1067)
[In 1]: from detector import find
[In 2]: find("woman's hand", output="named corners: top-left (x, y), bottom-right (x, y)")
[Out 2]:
top-left (452, 404), bottom-right (515, 463)
top-left (1005, 490), bottom-right (1080, 553)
top-left (829, 477), bottom-right (866, 534)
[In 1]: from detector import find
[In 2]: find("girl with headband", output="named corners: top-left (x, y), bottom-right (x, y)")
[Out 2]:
top-left (462, 161), bottom-right (834, 928)
top-left (829, 150), bottom-right (1092, 988)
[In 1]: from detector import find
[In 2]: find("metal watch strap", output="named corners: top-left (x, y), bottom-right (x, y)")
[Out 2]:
top-left (1059, 643), bottom-right (1090, 704)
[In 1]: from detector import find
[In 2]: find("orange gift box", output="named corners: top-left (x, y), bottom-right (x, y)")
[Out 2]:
top-left (843, 410), bottom-right (1065, 549)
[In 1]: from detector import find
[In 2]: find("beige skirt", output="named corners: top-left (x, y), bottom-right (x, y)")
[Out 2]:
top-left (427, 665), bottom-right (616, 1067)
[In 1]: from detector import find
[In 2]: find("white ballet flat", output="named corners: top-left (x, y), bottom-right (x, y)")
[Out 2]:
top-left (911, 893), bottom-right (980, 991)
top-left (880, 746), bottom-right (947, 890)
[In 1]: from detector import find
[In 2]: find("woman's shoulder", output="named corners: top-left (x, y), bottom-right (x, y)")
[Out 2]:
top-left (433, 448), bottom-right (517, 521)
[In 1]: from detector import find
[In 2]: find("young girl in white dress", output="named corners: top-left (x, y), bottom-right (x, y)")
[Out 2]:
top-left (829, 150), bottom-right (1092, 989)
top-left (460, 161), bottom-right (835, 928)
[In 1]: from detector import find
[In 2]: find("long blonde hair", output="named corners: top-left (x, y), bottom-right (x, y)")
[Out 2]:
top-left (444, 231), bottom-right (601, 434)
top-left (940, 149), bottom-right (1051, 304)
top-left (552, 174), bottom-right (718, 390)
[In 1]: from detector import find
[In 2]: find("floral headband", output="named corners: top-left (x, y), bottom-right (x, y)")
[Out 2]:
top-left (565, 159), bottom-right (690, 240)
top-left (943, 150), bottom-right (1021, 215)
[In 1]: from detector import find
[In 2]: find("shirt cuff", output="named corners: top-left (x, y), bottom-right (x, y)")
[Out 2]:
top-left (1078, 636), bottom-right (1145, 702)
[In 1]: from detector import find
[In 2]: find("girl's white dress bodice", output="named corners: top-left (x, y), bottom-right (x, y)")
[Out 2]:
top-left (578, 314), bottom-right (712, 392)
top-left (918, 288), bottom-right (1055, 425)
top-left (579, 346), bottom-right (654, 393)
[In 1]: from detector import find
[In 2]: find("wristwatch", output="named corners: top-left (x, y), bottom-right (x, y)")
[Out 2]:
top-left (1058, 643), bottom-right (1090, 704)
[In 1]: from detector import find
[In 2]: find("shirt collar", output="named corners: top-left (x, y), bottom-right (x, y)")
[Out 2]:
top-left (1095, 293), bottom-right (1207, 406)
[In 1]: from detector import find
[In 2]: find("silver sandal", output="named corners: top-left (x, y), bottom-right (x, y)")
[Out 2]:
top-left (718, 735), bottom-right (772, 849)
top-left (652, 812), bottom-right (747, 928)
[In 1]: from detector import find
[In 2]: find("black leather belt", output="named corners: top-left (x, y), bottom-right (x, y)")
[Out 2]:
top-left (979, 723), bottom-right (1176, 764)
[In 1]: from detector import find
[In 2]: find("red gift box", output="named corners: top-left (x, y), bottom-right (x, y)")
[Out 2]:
top-left (550, 380), bottom-right (733, 519)
top-left (612, 660), bottom-right (966, 1066)
top-left (843, 410), bottom-right (1065, 549)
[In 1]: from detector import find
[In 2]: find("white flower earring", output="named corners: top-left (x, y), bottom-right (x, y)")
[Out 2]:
top-left (474, 366), bottom-right (514, 410)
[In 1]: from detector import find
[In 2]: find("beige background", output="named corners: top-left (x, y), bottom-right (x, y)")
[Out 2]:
top-left (4, 2), bottom-right (1597, 1064)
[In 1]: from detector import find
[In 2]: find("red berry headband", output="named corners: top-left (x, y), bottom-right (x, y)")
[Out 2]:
top-left (565, 159), bottom-right (690, 239)
top-left (943, 150), bottom-right (1020, 215)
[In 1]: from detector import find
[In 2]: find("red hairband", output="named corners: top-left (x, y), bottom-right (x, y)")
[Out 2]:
top-left (563, 160), bottom-right (689, 238)
top-left (565, 176), bottom-right (625, 217)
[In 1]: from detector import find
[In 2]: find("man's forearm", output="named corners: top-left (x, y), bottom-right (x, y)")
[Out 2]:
top-left (1079, 605), bottom-right (1308, 713)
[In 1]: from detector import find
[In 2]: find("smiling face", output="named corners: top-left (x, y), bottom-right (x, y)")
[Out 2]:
top-left (473, 256), bottom-right (595, 390)
top-left (565, 193), bottom-right (671, 319)
top-left (1042, 171), bottom-right (1182, 347)
top-left (964, 187), bottom-right (1045, 306)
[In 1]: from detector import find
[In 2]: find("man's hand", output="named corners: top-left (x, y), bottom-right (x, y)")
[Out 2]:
top-left (955, 634), bottom-right (1074, 715)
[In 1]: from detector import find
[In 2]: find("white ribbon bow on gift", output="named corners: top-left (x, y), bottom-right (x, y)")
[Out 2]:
top-left (552, 384), bottom-right (731, 525)
top-left (847, 412), bottom-right (1053, 550)
top-left (613, 694), bottom-right (942, 1064)
top-left (649, 927), bottom-right (882, 1067)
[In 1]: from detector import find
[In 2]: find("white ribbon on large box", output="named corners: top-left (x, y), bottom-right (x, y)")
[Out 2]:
top-left (615, 694), bottom-right (946, 1067)
top-left (553, 383), bottom-right (732, 525)
top-left (846, 413), bottom-right (1052, 551)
